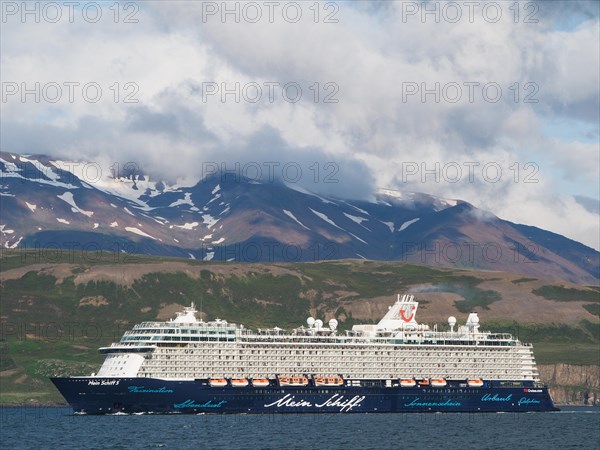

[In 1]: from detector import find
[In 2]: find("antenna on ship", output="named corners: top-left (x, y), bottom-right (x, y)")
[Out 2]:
top-left (448, 316), bottom-right (456, 333)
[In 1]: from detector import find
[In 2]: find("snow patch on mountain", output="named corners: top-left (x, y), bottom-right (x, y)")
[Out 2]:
top-left (0, 225), bottom-right (23, 248)
top-left (287, 183), bottom-right (337, 205)
top-left (25, 202), bottom-right (37, 212)
top-left (349, 232), bottom-right (368, 244)
top-left (20, 156), bottom-right (61, 182)
top-left (56, 218), bottom-right (70, 225)
top-left (0, 156), bottom-right (21, 173)
top-left (442, 199), bottom-right (458, 207)
top-left (382, 221), bottom-right (394, 232)
top-left (212, 184), bottom-right (221, 194)
top-left (343, 202), bottom-right (370, 216)
top-left (110, 221), bottom-right (118, 228)
top-left (344, 213), bottom-right (374, 233)
top-left (169, 193), bottom-right (195, 208)
top-left (202, 214), bottom-right (218, 229)
top-left (310, 208), bottom-right (344, 230)
top-left (124, 207), bottom-right (135, 216)
top-left (283, 210), bottom-right (310, 230)
top-left (175, 222), bottom-right (199, 230)
top-left (343, 213), bottom-right (367, 224)
top-left (57, 192), bottom-right (94, 217)
top-left (125, 227), bottom-right (156, 240)
top-left (208, 193), bottom-right (221, 204)
top-left (399, 218), bottom-right (420, 231)
top-left (1, 162), bottom-right (77, 189)
top-left (5, 236), bottom-right (23, 249)
top-left (203, 251), bottom-right (215, 261)
top-left (0, 225), bottom-right (14, 234)
top-left (86, 175), bottom-right (152, 210)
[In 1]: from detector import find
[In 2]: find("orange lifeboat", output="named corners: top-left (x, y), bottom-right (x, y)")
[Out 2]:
top-left (209, 378), bottom-right (228, 387)
top-left (328, 377), bottom-right (343, 386)
top-left (418, 379), bottom-right (430, 387)
top-left (280, 376), bottom-right (308, 386)
top-left (400, 379), bottom-right (416, 387)
top-left (291, 376), bottom-right (309, 386)
top-left (231, 378), bottom-right (249, 387)
top-left (431, 379), bottom-right (447, 387)
top-left (251, 378), bottom-right (270, 387)
top-left (315, 376), bottom-right (343, 386)
top-left (468, 379), bottom-right (484, 387)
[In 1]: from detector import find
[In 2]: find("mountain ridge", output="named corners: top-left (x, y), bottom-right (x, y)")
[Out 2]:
top-left (1, 151), bottom-right (598, 284)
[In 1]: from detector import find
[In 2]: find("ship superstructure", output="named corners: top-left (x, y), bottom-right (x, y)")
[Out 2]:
top-left (96, 295), bottom-right (537, 382)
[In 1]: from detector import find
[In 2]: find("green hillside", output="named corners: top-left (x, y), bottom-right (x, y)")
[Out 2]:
top-left (1, 250), bottom-right (598, 405)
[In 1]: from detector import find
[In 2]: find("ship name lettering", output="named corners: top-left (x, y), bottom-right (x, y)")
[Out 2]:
top-left (404, 398), bottom-right (461, 407)
top-left (173, 399), bottom-right (226, 409)
top-left (264, 394), bottom-right (313, 408)
top-left (128, 386), bottom-right (174, 394)
top-left (518, 397), bottom-right (541, 406)
top-left (87, 380), bottom-right (120, 386)
top-left (481, 393), bottom-right (512, 402)
top-left (315, 394), bottom-right (366, 412)
top-left (264, 394), bottom-right (365, 412)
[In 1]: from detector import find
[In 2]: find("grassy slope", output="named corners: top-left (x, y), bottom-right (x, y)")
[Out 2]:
top-left (0, 250), bottom-right (598, 404)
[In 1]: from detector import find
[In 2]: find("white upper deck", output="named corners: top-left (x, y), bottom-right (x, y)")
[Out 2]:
top-left (95, 294), bottom-right (538, 380)
top-left (100, 293), bottom-right (520, 351)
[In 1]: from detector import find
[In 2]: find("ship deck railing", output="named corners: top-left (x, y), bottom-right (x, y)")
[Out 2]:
top-left (116, 334), bottom-right (530, 347)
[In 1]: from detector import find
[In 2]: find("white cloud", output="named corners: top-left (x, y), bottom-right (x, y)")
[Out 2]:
top-left (1, 1), bottom-right (598, 248)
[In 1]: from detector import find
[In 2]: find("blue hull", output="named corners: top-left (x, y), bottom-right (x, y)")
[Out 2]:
top-left (51, 377), bottom-right (558, 414)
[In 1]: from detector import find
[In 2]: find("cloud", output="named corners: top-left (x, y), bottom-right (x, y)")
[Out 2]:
top-left (1, 1), bottom-right (598, 248)
top-left (575, 195), bottom-right (600, 215)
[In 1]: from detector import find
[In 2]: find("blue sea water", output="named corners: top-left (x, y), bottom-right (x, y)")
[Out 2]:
top-left (1, 407), bottom-right (599, 450)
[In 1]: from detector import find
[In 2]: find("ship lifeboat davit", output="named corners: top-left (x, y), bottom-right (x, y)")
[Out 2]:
top-left (400, 379), bottom-right (417, 387)
top-left (251, 378), bottom-right (270, 387)
top-left (431, 379), bottom-right (447, 387)
top-left (314, 376), bottom-right (344, 386)
top-left (209, 378), bottom-right (228, 387)
top-left (279, 376), bottom-right (309, 386)
top-left (468, 379), bottom-right (484, 387)
top-left (231, 378), bottom-right (249, 387)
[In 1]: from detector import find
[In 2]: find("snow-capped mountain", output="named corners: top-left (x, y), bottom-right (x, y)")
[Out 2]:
top-left (1, 151), bottom-right (598, 284)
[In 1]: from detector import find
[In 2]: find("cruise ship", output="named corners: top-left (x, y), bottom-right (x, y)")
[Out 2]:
top-left (51, 294), bottom-right (558, 413)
